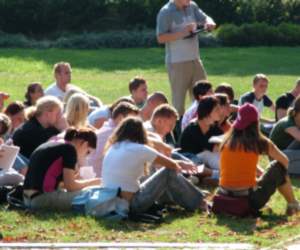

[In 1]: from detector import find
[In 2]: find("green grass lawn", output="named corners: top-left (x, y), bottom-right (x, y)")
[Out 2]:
top-left (1, 47), bottom-right (300, 247)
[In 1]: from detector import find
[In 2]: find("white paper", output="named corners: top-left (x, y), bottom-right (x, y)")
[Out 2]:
top-left (0, 144), bottom-right (20, 171)
top-left (80, 166), bottom-right (96, 179)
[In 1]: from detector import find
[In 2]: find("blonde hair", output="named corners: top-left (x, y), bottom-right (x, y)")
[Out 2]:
top-left (26, 96), bottom-right (63, 120)
top-left (53, 62), bottom-right (71, 75)
top-left (65, 93), bottom-right (89, 127)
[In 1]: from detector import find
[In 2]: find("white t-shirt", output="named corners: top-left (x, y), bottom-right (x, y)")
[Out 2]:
top-left (44, 83), bottom-right (66, 101)
top-left (102, 141), bottom-right (158, 192)
top-left (88, 106), bottom-right (110, 126)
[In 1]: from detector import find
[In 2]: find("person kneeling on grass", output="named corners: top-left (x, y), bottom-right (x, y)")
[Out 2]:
top-left (23, 127), bottom-right (101, 211)
top-left (216, 103), bottom-right (300, 216)
top-left (102, 117), bottom-right (208, 214)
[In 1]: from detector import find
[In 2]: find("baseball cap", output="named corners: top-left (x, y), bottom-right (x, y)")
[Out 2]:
top-left (233, 103), bottom-right (259, 130)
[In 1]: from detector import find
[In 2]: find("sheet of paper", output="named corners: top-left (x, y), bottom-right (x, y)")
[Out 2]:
top-left (0, 144), bottom-right (20, 171)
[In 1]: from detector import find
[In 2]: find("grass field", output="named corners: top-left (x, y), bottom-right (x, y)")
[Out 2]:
top-left (1, 47), bottom-right (300, 247)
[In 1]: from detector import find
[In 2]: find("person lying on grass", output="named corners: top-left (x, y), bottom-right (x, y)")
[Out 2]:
top-left (218, 103), bottom-right (300, 216)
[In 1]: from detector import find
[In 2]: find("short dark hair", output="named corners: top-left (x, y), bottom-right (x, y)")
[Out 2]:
top-left (193, 80), bottom-right (212, 100)
top-left (129, 77), bottom-right (146, 93)
top-left (215, 93), bottom-right (229, 106)
top-left (112, 102), bottom-right (139, 120)
top-left (4, 101), bottom-right (25, 116)
top-left (64, 127), bottom-right (97, 148)
top-left (215, 83), bottom-right (235, 102)
top-left (197, 95), bottom-right (219, 120)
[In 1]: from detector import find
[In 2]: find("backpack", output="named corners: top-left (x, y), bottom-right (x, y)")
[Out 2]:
top-left (212, 194), bottom-right (255, 217)
top-left (6, 184), bottom-right (26, 210)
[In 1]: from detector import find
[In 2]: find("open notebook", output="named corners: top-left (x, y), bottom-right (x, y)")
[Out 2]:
top-left (0, 144), bottom-right (20, 171)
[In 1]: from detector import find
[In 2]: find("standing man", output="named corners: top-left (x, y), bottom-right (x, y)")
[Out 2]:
top-left (156, 0), bottom-right (216, 116)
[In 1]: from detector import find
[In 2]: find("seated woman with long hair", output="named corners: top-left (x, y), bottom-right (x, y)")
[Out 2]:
top-left (24, 82), bottom-right (44, 107)
top-left (102, 117), bottom-right (207, 214)
top-left (23, 127), bottom-right (101, 211)
top-left (219, 103), bottom-right (300, 216)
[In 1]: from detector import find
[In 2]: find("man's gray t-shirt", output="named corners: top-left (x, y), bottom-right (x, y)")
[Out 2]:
top-left (156, 1), bottom-right (207, 64)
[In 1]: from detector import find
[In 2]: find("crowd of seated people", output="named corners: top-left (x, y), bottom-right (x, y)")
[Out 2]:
top-left (0, 64), bottom-right (299, 219)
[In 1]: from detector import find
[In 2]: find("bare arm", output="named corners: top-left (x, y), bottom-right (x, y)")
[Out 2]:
top-left (285, 126), bottom-right (300, 141)
top-left (270, 103), bottom-right (276, 113)
top-left (268, 141), bottom-right (289, 168)
top-left (276, 108), bottom-right (288, 121)
top-left (157, 23), bottom-right (196, 44)
top-left (63, 168), bottom-right (101, 192)
top-left (153, 153), bottom-right (181, 173)
top-left (148, 135), bottom-right (172, 157)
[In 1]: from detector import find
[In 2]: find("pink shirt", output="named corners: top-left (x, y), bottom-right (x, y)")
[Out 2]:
top-left (87, 119), bottom-right (116, 177)
top-left (181, 100), bottom-right (198, 131)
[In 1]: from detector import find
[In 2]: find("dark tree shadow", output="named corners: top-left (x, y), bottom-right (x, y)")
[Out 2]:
top-left (213, 211), bottom-right (288, 236)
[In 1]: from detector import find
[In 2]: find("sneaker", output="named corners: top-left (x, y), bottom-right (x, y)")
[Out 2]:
top-left (286, 201), bottom-right (300, 216)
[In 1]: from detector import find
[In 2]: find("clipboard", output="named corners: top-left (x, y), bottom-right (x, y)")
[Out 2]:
top-left (184, 26), bottom-right (206, 39)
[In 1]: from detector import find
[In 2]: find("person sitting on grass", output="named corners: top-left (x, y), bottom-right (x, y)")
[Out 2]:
top-left (88, 102), bottom-right (140, 177)
top-left (23, 127), bottom-right (101, 211)
top-left (0, 113), bottom-right (24, 186)
top-left (102, 117), bottom-right (208, 214)
top-left (145, 103), bottom-right (178, 144)
top-left (88, 97), bottom-right (134, 129)
top-left (140, 91), bottom-right (168, 121)
top-left (215, 93), bottom-right (232, 133)
top-left (12, 96), bottom-right (66, 159)
top-left (218, 103), bottom-right (300, 216)
top-left (4, 101), bottom-right (26, 138)
top-left (65, 93), bottom-right (90, 128)
top-left (180, 95), bottom-right (222, 157)
top-left (128, 77), bottom-right (148, 108)
top-left (45, 62), bottom-right (72, 101)
top-left (24, 82), bottom-right (44, 108)
top-left (239, 73), bottom-right (275, 122)
top-left (181, 80), bottom-right (213, 131)
top-left (275, 78), bottom-right (300, 121)
top-left (270, 96), bottom-right (300, 175)
top-left (179, 96), bottom-right (224, 184)
top-left (215, 82), bottom-right (237, 105)
top-left (215, 82), bottom-right (239, 121)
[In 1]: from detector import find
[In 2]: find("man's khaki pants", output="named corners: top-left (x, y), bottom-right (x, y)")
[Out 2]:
top-left (167, 59), bottom-right (207, 116)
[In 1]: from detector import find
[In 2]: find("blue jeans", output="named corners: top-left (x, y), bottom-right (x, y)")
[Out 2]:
top-left (130, 168), bottom-right (204, 213)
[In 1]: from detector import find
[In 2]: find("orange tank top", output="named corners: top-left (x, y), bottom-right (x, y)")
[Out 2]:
top-left (220, 145), bottom-right (259, 189)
